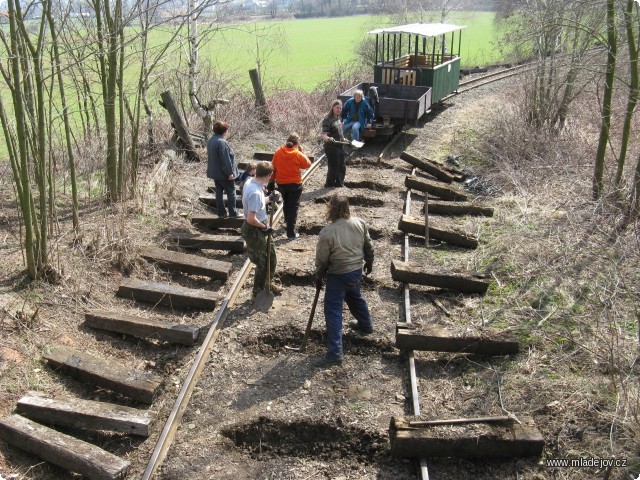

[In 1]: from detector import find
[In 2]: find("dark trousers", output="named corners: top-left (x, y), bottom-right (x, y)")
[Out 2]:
top-left (324, 269), bottom-right (372, 359)
top-left (324, 146), bottom-right (345, 187)
top-left (278, 183), bottom-right (303, 237)
top-left (241, 222), bottom-right (277, 297)
top-left (214, 179), bottom-right (238, 217)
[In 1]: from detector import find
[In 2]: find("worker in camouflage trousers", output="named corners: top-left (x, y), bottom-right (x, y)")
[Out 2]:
top-left (241, 161), bottom-right (280, 297)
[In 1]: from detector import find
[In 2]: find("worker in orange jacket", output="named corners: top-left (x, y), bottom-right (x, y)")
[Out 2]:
top-left (271, 133), bottom-right (312, 239)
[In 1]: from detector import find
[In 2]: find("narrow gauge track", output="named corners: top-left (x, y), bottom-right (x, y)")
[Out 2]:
top-left (457, 63), bottom-right (535, 95)
top-left (150, 65), bottom-right (534, 479)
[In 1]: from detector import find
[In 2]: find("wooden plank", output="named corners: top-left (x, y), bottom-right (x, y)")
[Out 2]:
top-left (252, 152), bottom-right (315, 163)
top-left (117, 278), bottom-right (217, 310)
top-left (160, 91), bottom-right (199, 162)
top-left (398, 214), bottom-right (478, 249)
top-left (405, 175), bottom-right (468, 201)
top-left (206, 185), bottom-right (241, 195)
top-left (252, 152), bottom-right (274, 161)
top-left (400, 151), bottom-right (454, 183)
top-left (141, 247), bottom-right (231, 280)
top-left (426, 200), bottom-right (494, 217)
top-left (249, 68), bottom-right (270, 124)
top-left (390, 416), bottom-right (544, 459)
top-left (43, 347), bottom-right (163, 404)
top-left (199, 195), bottom-right (243, 209)
top-left (0, 414), bottom-right (130, 480)
top-left (16, 392), bottom-right (155, 437)
top-left (85, 310), bottom-right (199, 345)
top-left (190, 214), bottom-right (244, 231)
top-left (396, 323), bottom-right (519, 355)
top-left (169, 232), bottom-right (246, 253)
top-left (391, 259), bottom-right (489, 294)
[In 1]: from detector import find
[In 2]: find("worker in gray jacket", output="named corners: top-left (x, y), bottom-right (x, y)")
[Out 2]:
top-left (315, 194), bottom-right (374, 367)
top-left (207, 121), bottom-right (240, 218)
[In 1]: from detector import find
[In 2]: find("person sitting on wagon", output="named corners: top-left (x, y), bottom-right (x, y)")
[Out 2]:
top-left (341, 89), bottom-right (374, 142)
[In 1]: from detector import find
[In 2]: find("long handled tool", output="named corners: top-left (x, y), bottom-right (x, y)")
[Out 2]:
top-left (285, 284), bottom-right (322, 352)
top-left (334, 139), bottom-right (364, 149)
top-left (254, 204), bottom-right (275, 312)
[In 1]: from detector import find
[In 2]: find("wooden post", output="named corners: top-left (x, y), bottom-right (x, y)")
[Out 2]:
top-left (249, 68), bottom-right (270, 124)
top-left (424, 192), bottom-right (429, 246)
top-left (160, 91), bottom-right (200, 162)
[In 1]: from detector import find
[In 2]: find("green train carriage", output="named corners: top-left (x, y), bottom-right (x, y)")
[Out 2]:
top-left (339, 23), bottom-right (466, 138)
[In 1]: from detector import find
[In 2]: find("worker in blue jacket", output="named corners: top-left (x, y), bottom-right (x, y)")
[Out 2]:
top-left (341, 89), bottom-right (374, 142)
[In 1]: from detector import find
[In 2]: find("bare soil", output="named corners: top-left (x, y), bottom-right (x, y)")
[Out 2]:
top-left (1, 75), bottom-right (639, 480)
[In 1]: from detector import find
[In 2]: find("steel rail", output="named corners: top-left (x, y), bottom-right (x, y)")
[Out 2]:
top-left (141, 257), bottom-right (253, 480)
top-left (403, 165), bottom-right (429, 480)
top-left (458, 63), bottom-right (533, 89)
top-left (458, 67), bottom-right (535, 95)
top-left (437, 63), bottom-right (536, 103)
top-left (142, 153), bottom-right (326, 479)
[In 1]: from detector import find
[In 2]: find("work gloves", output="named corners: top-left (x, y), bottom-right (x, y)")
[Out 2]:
top-left (266, 179), bottom-right (276, 194)
top-left (261, 226), bottom-right (273, 235)
top-left (364, 261), bottom-right (373, 275)
top-left (315, 274), bottom-right (324, 290)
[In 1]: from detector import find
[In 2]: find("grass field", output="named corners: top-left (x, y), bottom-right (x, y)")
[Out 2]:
top-left (190, 12), bottom-right (501, 91)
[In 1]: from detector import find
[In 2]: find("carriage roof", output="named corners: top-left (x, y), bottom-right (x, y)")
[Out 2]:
top-left (368, 23), bottom-right (466, 38)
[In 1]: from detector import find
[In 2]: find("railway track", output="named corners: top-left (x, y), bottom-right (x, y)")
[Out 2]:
top-left (0, 66), bottom-right (538, 480)
top-left (457, 63), bottom-right (535, 95)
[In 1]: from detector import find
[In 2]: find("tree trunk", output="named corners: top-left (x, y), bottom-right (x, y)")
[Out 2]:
top-left (593, 0), bottom-right (617, 199)
top-left (615, 0), bottom-right (639, 189)
top-left (47, 7), bottom-right (79, 231)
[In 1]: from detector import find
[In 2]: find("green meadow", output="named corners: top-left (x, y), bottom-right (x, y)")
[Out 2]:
top-left (187, 12), bottom-right (500, 91)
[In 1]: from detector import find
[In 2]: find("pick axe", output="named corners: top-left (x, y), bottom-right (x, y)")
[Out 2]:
top-left (285, 283), bottom-right (322, 352)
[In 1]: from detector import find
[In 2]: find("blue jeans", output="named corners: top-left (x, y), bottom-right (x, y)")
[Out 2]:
top-left (324, 269), bottom-right (372, 359)
top-left (214, 179), bottom-right (238, 217)
top-left (343, 121), bottom-right (363, 141)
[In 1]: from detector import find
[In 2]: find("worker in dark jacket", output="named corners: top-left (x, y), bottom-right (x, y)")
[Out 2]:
top-left (207, 121), bottom-right (240, 218)
top-left (315, 194), bottom-right (374, 367)
top-left (341, 89), bottom-right (374, 142)
top-left (321, 99), bottom-right (346, 188)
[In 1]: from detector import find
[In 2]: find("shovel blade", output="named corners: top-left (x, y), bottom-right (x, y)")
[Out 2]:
top-left (253, 290), bottom-right (274, 312)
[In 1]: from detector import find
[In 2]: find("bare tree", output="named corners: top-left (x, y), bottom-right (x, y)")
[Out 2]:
top-left (46, 1), bottom-right (79, 231)
top-left (497, 0), bottom-right (604, 131)
top-left (593, 0), bottom-right (617, 199)
top-left (0, 0), bottom-right (52, 279)
top-left (614, 0), bottom-right (639, 190)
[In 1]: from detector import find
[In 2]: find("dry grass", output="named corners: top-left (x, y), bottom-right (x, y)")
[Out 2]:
top-left (461, 79), bottom-right (640, 476)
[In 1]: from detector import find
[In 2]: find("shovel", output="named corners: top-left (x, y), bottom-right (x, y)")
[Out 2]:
top-left (254, 204), bottom-right (275, 312)
top-left (334, 139), bottom-right (364, 149)
top-left (285, 283), bottom-right (322, 352)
